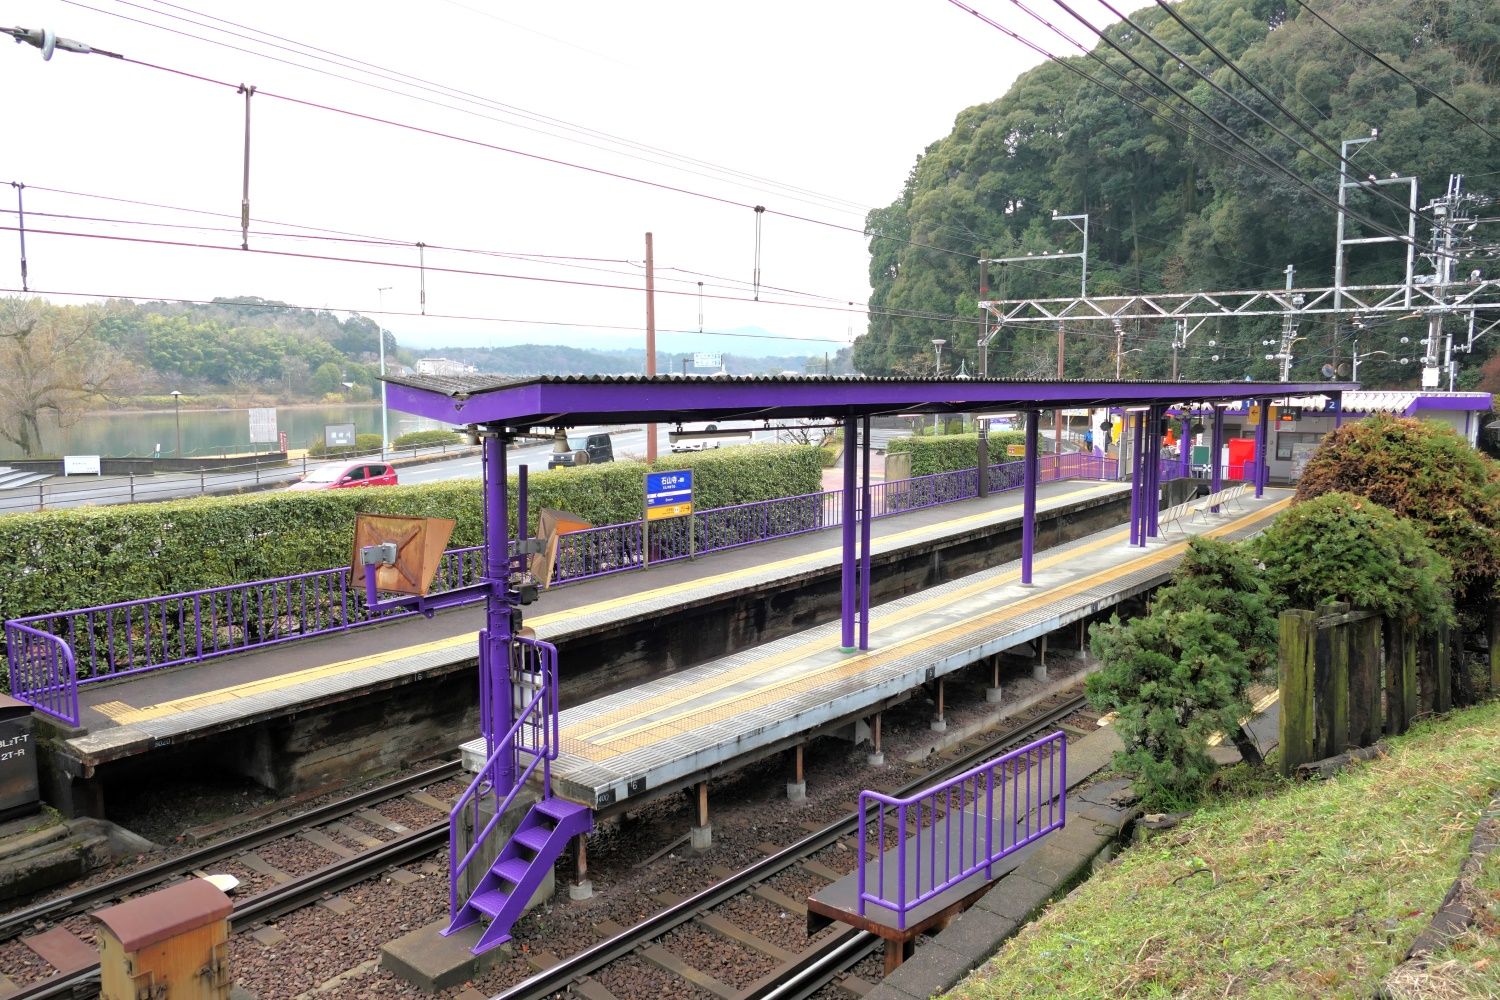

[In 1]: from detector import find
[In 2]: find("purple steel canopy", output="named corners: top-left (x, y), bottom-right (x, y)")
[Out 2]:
top-left (382, 373), bottom-right (1360, 428)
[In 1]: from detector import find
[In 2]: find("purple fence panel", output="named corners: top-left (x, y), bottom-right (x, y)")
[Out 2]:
top-left (4, 622), bottom-right (79, 725)
top-left (868, 468), bottom-right (977, 519)
top-left (857, 731), bottom-right (1066, 929)
top-left (449, 635), bottom-right (558, 919)
top-left (550, 521), bottom-right (645, 585)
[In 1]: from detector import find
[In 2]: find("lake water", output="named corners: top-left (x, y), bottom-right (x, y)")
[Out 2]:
top-left (7, 404), bottom-right (451, 459)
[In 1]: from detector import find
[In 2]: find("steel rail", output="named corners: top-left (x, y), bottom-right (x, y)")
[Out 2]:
top-left (0, 759), bottom-right (460, 942)
top-left (494, 693), bottom-right (1090, 1000)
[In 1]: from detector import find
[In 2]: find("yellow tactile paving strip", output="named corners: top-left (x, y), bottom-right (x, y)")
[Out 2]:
top-left (85, 482), bottom-right (1125, 727)
top-left (558, 497), bottom-right (1292, 765)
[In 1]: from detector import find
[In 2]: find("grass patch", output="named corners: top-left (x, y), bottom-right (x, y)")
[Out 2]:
top-left (946, 701), bottom-right (1500, 999)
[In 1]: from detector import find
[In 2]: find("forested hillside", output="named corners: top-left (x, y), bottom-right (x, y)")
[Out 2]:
top-left (857, 0), bottom-right (1500, 386)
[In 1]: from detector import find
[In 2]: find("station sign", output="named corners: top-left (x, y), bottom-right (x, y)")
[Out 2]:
top-left (692, 352), bottom-right (722, 370)
top-left (645, 469), bottom-right (694, 521)
top-left (1006, 444), bottom-right (1027, 457)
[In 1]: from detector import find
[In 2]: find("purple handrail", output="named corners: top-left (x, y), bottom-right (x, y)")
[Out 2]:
top-left (857, 731), bottom-right (1066, 929)
top-left (449, 635), bottom-right (558, 919)
top-left (5, 458), bottom-right (1119, 723)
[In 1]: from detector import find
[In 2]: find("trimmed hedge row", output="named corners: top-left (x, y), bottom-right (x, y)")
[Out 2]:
top-left (0, 444), bottom-right (823, 627)
top-left (886, 432), bottom-right (1026, 476)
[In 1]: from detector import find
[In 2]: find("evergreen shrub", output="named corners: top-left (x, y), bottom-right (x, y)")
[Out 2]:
top-left (886, 431), bottom-right (1027, 475)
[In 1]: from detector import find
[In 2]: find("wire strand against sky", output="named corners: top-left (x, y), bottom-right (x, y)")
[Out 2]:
top-left (69, 0), bottom-right (878, 220)
top-left (0, 225), bottom-right (997, 328)
top-left (1285, 0), bottom-right (1500, 144)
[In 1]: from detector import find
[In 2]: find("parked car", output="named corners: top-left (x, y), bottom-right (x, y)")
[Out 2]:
top-left (287, 460), bottom-right (399, 490)
top-left (547, 431), bottom-right (614, 469)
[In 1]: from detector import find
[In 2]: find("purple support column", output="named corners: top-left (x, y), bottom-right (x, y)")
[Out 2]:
top-left (483, 431), bottom-right (515, 793)
top-left (1333, 391), bottom-right (1344, 429)
top-left (1210, 405), bottom-right (1224, 513)
top-left (841, 415), bottom-right (857, 651)
top-left (1022, 409), bottom-right (1039, 584)
top-left (1147, 406), bottom-right (1161, 538)
top-left (859, 416), bottom-right (872, 651)
top-left (517, 464), bottom-right (528, 564)
top-left (1128, 414), bottom-right (1142, 547)
top-left (1179, 410), bottom-right (1192, 479)
top-left (1255, 398), bottom-right (1270, 498)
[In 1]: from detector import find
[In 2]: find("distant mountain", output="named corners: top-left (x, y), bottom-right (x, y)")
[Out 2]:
top-left (423, 343), bottom-right (853, 376)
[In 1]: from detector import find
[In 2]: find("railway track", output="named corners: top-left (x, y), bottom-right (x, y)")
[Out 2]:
top-left (502, 692), bottom-right (1091, 1000)
top-left (2, 760), bottom-right (464, 1000)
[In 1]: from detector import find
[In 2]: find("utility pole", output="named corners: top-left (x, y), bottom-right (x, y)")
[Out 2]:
top-left (1423, 177), bottom-right (1460, 389)
top-left (1114, 320), bottom-right (1125, 379)
top-left (1271, 264), bottom-right (1303, 382)
top-left (376, 286), bottom-right (391, 456)
top-left (1055, 321), bottom-right (1064, 454)
top-left (645, 232), bottom-right (657, 463)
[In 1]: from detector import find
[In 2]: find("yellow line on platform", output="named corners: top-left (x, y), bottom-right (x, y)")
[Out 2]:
top-left (87, 481), bottom-right (1125, 726)
top-left (569, 498), bottom-right (1292, 754)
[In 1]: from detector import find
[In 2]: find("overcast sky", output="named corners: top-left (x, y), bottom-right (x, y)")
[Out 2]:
top-left (1, 1), bottom-right (1127, 358)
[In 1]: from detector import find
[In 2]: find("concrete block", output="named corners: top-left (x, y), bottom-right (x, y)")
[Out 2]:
top-left (975, 872), bottom-right (1052, 922)
top-left (884, 941), bottom-right (968, 998)
top-left (1032, 663), bottom-right (1048, 682)
top-left (569, 879), bottom-right (593, 901)
top-left (786, 781), bottom-right (806, 802)
top-left (984, 686), bottom-right (1003, 704)
top-left (381, 916), bottom-right (509, 993)
top-left (867, 751), bottom-right (886, 767)
top-left (930, 717), bottom-right (948, 733)
top-left (690, 824), bottom-right (712, 851)
top-left (1014, 833), bottom-right (1104, 889)
top-left (936, 906), bottom-right (1011, 968)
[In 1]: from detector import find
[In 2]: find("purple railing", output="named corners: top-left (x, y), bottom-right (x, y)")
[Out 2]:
top-left (4, 622), bottom-right (78, 725)
top-left (6, 456), bottom-right (1120, 723)
top-left (449, 635), bottom-right (558, 918)
top-left (857, 731), bottom-right (1066, 929)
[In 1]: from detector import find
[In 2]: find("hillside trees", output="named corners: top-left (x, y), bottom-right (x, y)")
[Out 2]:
top-left (857, 0), bottom-right (1500, 381)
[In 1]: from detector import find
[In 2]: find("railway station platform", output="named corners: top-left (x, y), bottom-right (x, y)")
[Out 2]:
top-left (463, 489), bottom-right (1293, 816)
top-left (34, 477), bottom-right (1136, 816)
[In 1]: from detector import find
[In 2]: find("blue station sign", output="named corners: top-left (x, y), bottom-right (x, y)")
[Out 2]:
top-left (645, 469), bottom-right (694, 521)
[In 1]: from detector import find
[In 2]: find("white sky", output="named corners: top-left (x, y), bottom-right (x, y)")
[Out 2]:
top-left (0, 1), bottom-right (1121, 358)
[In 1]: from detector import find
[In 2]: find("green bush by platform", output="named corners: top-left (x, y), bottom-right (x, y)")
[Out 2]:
top-left (307, 433), bottom-right (384, 458)
top-left (885, 431), bottom-right (1026, 476)
top-left (0, 444), bottom-right (824, 629)
top-left (392, 429), bottom-right (465, 449)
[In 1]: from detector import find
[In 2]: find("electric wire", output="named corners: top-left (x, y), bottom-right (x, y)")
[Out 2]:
top-left (1042, 0), bottom-right (1434, 241)
top-left (67, 0), bottom-right (875, 219)
top-left (1285, 0), bottom-right (1500, 144)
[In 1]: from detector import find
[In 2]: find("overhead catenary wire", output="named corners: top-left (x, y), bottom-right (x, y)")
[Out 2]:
top-left (1285, 0), bottom-right (1500, 144)
top-left (1040, 0), bottom-right (1435, 241)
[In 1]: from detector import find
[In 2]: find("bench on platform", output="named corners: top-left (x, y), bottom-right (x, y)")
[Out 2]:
top-left (1191, 483), bottom-right (1249, 522)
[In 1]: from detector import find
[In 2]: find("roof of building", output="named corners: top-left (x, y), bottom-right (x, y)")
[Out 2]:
top-left (380, 373), bottom-right (1361, 428)
top-left (1218, 390), bottom-right (1491, 416)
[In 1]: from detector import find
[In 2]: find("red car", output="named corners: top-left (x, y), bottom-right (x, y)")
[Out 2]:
top-left (288, 460), bottom-right (399, 491)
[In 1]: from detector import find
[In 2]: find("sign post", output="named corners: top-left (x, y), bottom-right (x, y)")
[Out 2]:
top-left (644, 469), bottom-right (695, 565)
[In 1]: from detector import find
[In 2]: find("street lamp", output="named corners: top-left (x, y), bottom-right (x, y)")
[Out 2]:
top-left (1351, 339), bottom-right (1412, 381)
top-left (170, 390), bottom-right (182, 458)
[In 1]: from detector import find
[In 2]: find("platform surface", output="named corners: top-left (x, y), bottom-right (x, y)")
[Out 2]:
top-left (473, 490), bottom-right (1293, 809)
top-left (60, 478), bottom-right (1129, 762)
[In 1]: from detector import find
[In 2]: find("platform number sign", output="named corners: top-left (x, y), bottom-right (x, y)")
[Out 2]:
top-left (645, 470), bottom-right (694, 521)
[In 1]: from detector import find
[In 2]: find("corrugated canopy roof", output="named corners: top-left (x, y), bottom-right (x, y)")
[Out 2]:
top-left (381, 373), bottom-right (1362, 428)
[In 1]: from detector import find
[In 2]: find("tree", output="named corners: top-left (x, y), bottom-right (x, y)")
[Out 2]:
top-left (1254, 491), bottom-right (1452, 628)
top-left (1294, 415), bottom-right (1500, 602)
top-left (0, 298), bottom-right (116, 456)
top-left (310, 362), bottom-right (344, 396)
top-left (1087, 538), bottom-right (1276, 807)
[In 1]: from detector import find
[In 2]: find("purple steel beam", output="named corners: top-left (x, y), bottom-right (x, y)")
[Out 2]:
top-left (1210, 405), bottom-right (1224, 513)
top-left (1146, 407), bottom-right (1159, 539)
top-left (1128, 413), bottom-right (1141, 546)
top-left (518, 463), bottom-right (528, 550)
top-left (1255, 398), bottom-right (1269, 498)
top-left (1333, 391), bottom-right (1343, 429)
top-left (841, 415), bottom-right (857, 651)
top-left (1179, 410), bottom-right (1191, 478)
top-left (859, 416), bottom-right (872, 651)
top-left (484, 432), bottom-right (516, 794)
top-left (382, 376), bottom-right (1359, 429)
top-left (1021, 410), bottom-right (1039, 585)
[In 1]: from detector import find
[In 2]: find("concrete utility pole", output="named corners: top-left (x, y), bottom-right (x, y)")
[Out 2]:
top-left (646, 232), bottom-right (657, 463)
top-left (377, 286), bottom-right (391, 456)
top-left (1270, 264), bottom-right (1303, 382)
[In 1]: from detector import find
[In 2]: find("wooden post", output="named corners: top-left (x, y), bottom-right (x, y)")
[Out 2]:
top-left (1385, 618), bottom-right (1408, 736)
top-left (1434, 621), bottom-right (1452, 713)
top-left (793, 744), bottom-right (804, 786)
top-left (1489, 600), bottom-right (1500, 696)
top-left (1417, 631), bottom-right (1438, 717)
top-left (1314, 602), bottom-right (1350, 758)
top-left (1400, 621), bottom-right (1419, 728)
top-left (696, 782), bottom-right (709, 829)
top-left (1347, 615), bottom-right (1382, 748)
top-left (1279, 609), bottom-right (1316, 777)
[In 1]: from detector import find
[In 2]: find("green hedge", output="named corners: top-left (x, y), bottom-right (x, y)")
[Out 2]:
top-left (885, 431), bottom-right (1026, 476)
top-left (393, 429), bottom-right (465, 449)
top-left (0, 444), bottom-right (824, 628)
top-left (308, 433), bottom-right (384, 458)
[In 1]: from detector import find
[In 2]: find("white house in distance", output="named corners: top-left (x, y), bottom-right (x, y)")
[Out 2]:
top-left (414, 358), bottom-right (479, 377)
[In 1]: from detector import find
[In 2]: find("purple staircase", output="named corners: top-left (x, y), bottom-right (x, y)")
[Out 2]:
top-left (446, 796), bottom-right (593, 954)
